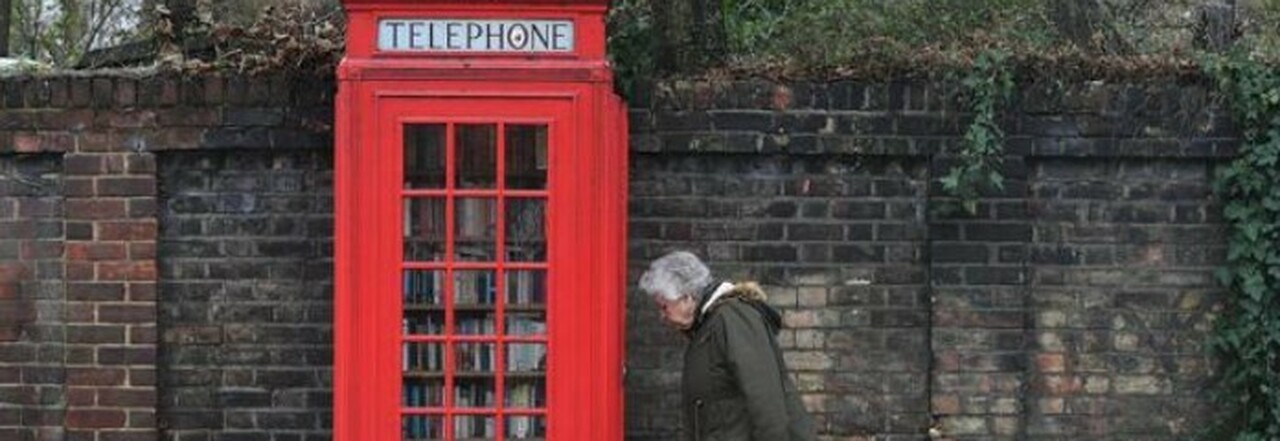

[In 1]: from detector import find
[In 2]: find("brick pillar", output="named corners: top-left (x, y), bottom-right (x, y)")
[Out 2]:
top-left (63, 111), bottom-right (159, 439)
top-left (0, 153), bottom-right (66, 441)
top-left (929, 156), bottom-right (1032, 440)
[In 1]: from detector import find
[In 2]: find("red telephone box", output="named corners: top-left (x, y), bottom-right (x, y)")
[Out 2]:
top-left (333, 1), bottom-right (627, 440)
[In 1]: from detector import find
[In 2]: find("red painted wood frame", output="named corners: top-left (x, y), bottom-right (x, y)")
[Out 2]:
top-left (335, 1), bottom-right (625, 441)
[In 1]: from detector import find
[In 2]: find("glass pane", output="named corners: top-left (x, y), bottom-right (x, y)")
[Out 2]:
top-left (402, 415), bottom-right (444, 440)
top-left (404, 124), bottom-right (446, 189)
top-left (505, 199), bottom-right (546, 262)
top-left (404, 270), bottom-right (444, 335)
top-left (403, 342), bottom-right (444, 374)
top-left (504, 378), bottom-right (545, 408)
top-left (455, 198), bottom-right (496, 261)
top-left (505, 125), bottom-right (548, 190)
top-left (505, 415), bottom-right (546, 439)
top-left (457, 124), bottom-right (497, 189)
top-left (405, 198), bottom-right (446, 261)
top-left (507, 343), bottom-right (546, 373)
top-left (455, 271), bottom-right (496, 335)
top-left (457, 342), bottom-right (496, 373)
top-left (505, 271), bottom-right (546, 336)
top-left (455, 415), bottom-right (496, 439)
top-left (402, 378), bottom-right (444, 408)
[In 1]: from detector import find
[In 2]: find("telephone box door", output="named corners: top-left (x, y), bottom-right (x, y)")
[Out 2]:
top-left (340, 91), bottom-right (606, 440)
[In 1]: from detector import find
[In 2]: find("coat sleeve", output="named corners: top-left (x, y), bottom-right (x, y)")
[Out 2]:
top-left (718, 302), bottom-right (792, 441)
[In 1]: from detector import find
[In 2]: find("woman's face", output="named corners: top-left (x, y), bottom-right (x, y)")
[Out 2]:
top-left (654, 294), bottom-right (697, 331)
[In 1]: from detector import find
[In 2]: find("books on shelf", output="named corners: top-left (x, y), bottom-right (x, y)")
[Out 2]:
top-left (506, 316), bottom-right (545, 335)
top-left (507, 344), bottom-right (546, 373)
top-left (457, 315), bottom-right (495, 335)
top-left (404, 271), bottom-right (443, 306)
top-left (454, 415), bottom-right (496, 438)
top-left (508, 415), bottom-right (545, 438)
top-left (507, 271), bottom-right (545, 305)
top-left (456, 344), bottom-right (495, 372)
top-left (402, 340), bottom-right (443, 372)
top-left (402, 415), bottom-right (441, 440)
top-left (455, 272), bottom-right (496, 305)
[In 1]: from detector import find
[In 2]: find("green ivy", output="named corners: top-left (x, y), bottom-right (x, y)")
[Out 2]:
top-left (940, 49), bottom-right (1014, 215)
top-left (1202, 51), bottom-right (1280, 441)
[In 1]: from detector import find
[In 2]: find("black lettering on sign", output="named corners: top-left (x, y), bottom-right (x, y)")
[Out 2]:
top-left (530, 22), bottom-right (550, 50)
top-left (446, 22), bottom-right (463, 49)
top-left (386, 22), bottom-right (405, 47)
top-left (408, 22), bottom-right (425, 49)
top-left (467, 23), bottom-right (484, 50)
top-left (552, 23), bottom-right (569, 51)
top-left (486, 23), bottom-right (505, 50)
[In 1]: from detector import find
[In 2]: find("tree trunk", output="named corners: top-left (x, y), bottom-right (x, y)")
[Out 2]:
top-left (652, 0), bottom-right (726, 74)
top-left (166, 0), bottom-right (196, 41)
top-left (0, 0), bottom-right (11, 57)
top-left (1047, 0), bottom-right (1129, 54)
top-left (1194, 2), bottom-right (1237, 52)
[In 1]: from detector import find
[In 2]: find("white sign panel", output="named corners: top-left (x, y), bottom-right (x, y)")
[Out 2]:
top-left (379, 19), bottom-right (575, 53)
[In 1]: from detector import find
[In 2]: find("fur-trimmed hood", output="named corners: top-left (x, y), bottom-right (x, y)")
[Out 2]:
top-left (693, 281), bottom-right (784, 335)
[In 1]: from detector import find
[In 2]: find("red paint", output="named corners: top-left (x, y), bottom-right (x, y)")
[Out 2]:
top-left (335, 1), bottom-right (625, 440)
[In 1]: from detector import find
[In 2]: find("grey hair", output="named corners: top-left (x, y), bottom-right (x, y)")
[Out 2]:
top-left (639, 251), bottom-right (713, 302)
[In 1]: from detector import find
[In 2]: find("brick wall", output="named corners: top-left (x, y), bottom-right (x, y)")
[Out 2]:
top-left (157, 150), bottom-right (333, 441)
top-left (0, 73), bottom-right (1232, 441)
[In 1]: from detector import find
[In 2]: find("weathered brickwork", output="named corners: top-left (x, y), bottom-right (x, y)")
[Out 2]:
top-left (627, 155), bottom-right (931, 441)
top-left (157, 151), bottom-right (333, 441)
top-left (0, 154), bottom-right (65, 441)
top-left (0, 72), bottom-right (1233, 441)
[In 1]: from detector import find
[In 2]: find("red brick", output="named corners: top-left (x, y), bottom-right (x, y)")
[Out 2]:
top-left (127, 409), bottom-right (155, 428)
top-left (64, 155), bottom-right (104, 175)
top-left (1035, 353), bottom-right (1066, 373)
top-left (97, 347), bottom-right (155, 365)
top-left (125, 155), bottom-right (156, 174)
top-left (96, 177), bottom-right (155, 197)
top-left (104, 154), bottom-right (127, 173)
top-left (98, 304), bottom-right (155, 324)
top-left (67, 325), bottom-right (125, 344)
top-left (114, 79), bottom-right (137, 107)
top-left (97, 388), bottom-right (154, 407)
top-left (12, 132), bottom-right (41, 152)
top-left (66, 303), bottom-right (95, 321)
top-left (100, 430), bottom-right (158, 441)
top-left (128, 243), bottom-right (156, 260)
top-left (0, 283), bottom-right (16, 300)
top-left (66, 177), bottom-right (97, 197)
top-left (20, 241), bottom-right (62, 260)
top-left (68, 387), bottom-right (96, 405)
top-left (77, 132), bottom-right (116, 152)
top-left (0, 366), bottom-right (18, 382)
top-left (0, 263), bottom-right (29, 282)
top-left (97, 261), bottom-right (156, 281)
top-left (67, 282), bottom-right (125, 301)
top-left (68, 368), bottom-right (126, 386)
top-left (67, 199), bottom-right (127, 220)
top-left (66, 262), bottom-right (95, 280)
top-left (128, 369), bottom-right (154, 387)
top-left (67, 243), bottom-right (128, 261)
top-left (16, 199), bottom-right (57, 217)
top-left (66, 409), bottom-right (125, 429)
top-left (106, 111), bottom-right (157, 129)
top-left (127, 282), bottom-right (156, 302)
top-left (129, 326), bottom-right (156, 345)
top-left (97, 221), bottom-right (157, 241)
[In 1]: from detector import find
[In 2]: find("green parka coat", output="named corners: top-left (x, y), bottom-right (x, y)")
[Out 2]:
top-left (682, 281), bottom-right (817, 441)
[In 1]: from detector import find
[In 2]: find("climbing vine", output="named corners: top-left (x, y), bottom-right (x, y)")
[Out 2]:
top-left (1202, 51), bottom-right (1280, 441)
top-left (940, 49), bottom-right (1014, 215)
